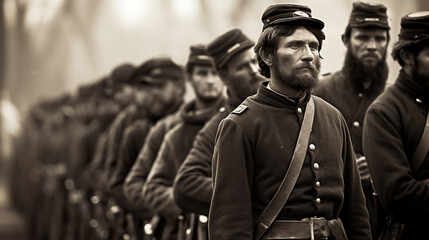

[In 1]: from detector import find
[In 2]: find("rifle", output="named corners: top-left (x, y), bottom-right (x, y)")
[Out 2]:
top-left (197, 215), bottom-right (208, 240)
top-left (143, 214), bottom-right (161, 240)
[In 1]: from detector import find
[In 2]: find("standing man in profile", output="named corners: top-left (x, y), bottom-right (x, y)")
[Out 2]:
top-left (363, 11), bottom-right (429, 240)
top-left (313, 2), bottom-right (390, 238)
top-left (209, 4), bottom-right (371, 240)
top-left (173, 28), bottom-right (264, 217)
top-left (140, 44), bottom-right (226, 240)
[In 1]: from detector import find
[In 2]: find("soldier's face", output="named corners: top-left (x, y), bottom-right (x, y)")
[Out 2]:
top-left (348, 28), bottom-right (388, 67)
top-left (144, 81), bottom-right (183, 117)
top-left (222, 48), bottom-right (265, 101)
top-left (271, 27), bottom-right (321, 91)
top-left (114, 85), bottom-right (134, 106)
top-left (190, 65), bottom-right (224, 102)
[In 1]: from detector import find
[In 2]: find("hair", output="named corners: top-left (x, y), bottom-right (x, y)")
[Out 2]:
top-left (185, 63), bottom-right (195, 75)
top-left (254, 24), bottom-right (325, 78)
top-left (391, 39), bottom-right (428, 67)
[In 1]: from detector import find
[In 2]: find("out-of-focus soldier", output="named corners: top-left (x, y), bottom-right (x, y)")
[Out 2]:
top-left (172, 28), bottom-right (265, 240)
top-left (125, 44), bottom-right (225, 240)
top-left (363, 11), bottom-right (429, 240)
top-left (105, 57), bottom-right (188, 240)
top-left (312, 2), bottom-right (390, 238)
top-left (60, 63), bottom-right (136, 240)
top-left (98, 57), bottom-right (185, 240)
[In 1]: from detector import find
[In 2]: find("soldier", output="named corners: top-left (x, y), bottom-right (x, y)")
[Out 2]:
top-left (172, 29), bottom-right (264, 239)
top-left (105, 58), bottom-right (185, 237)
top-left (125, 44), bottom-right (225, 240)
top-left (107, 53), bottom-right (213, 240)
top-left (363, 11), bottom-right (429, 239)
top-left (312, 2), bottom-right (390, 238)
top-left (209, 4), bottom-right (371, 239)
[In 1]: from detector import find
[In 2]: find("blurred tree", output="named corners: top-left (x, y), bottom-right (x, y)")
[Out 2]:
top-left (0, 0), bottom-right (4, 93)
top-left (8, 0), bottom-right (101, 111)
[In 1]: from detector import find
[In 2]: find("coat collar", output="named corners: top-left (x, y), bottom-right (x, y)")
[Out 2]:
top-left (253, 81), bottom-right (310, 109)
top-left (396, 70), bottom-right (429, 105)
top-left (180, 96), bottom-right (226, 124)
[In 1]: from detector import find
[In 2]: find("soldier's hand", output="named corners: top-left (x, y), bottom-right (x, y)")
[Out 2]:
top-left (356, 156), bottom-right (371, 183)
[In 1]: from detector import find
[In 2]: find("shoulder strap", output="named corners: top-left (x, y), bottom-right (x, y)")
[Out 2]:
top-left (411, 108), bottom-right (429, 173)
top-left (253, 97), bottom-right (315, 240)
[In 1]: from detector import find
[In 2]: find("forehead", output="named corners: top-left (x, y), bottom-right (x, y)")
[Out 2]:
top-left (280, 27), bottom-right (318, 43)
top-left (350, 28), bottom-right (387, 37)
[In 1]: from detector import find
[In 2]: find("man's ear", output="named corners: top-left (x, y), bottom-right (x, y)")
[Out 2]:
top-left (399, 49), bottom-right (415, 65)
top-left (259, 49), bottom-right (273, 67)
top-left (341, 34), bottom-right (348, 47)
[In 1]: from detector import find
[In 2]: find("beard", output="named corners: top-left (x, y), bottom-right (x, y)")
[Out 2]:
top-left (272, 56), bottom-right (321, 92)
top-left (342, 48), bottom-right (388, 94)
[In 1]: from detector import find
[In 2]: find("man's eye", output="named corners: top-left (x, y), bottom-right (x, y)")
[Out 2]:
top-left (309, 44), bottom-right (318, 51)
top-left (356, 36), bottom-right (368, 41)
top-left (290, 43), bottom-right (300, 49)
top-left (376, 37), bottom-right (386, 42)
top-left (197, 71), bottom-right (208, 76)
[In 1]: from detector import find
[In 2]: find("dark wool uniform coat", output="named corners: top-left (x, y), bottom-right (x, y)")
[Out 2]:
top-left (102, 100), bottom-right (182, 195)
top-left (101, 104), bottom-right (148, 194)
top-left (173, 96), bottom-right (243, 216)
top-left (143, 97), bottom-right (225, 240)
top-left (123, 110), bottom-right (182, 217)
top-left (363, 70), bottom-right (429, 239)
top-left (209, 82), bottom-right (371, 240)
top-left (107, 119), bottom-right (152, 212)
top-left (313, 69), bottom-right (386, 239)
top-left (313, 69), bottom-right (385, 156)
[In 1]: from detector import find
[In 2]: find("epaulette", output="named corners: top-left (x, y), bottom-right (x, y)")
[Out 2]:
top-left (231, 104), bottom-right (248, 115)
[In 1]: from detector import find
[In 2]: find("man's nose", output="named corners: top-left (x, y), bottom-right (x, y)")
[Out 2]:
top-left (206, 73), bottom-right (217, 84)
top-left (301, 45), bottom-right (314, 62)
top-left (366, 38), bottom-right (377, 50)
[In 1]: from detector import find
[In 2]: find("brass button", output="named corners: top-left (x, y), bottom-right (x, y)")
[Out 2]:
top-left (416, 98), bottom-right (423, 103)
top-left (315, 198), bottom-right (321, 204)
top-left (358, 93), bottom-right (363, 98)
top-left (309, 144), bottom-right (316, 150)
top-left (297, 108), bottom-right (302, 114)
top-left (353, 121), bottom-right (360, 128)
top-left (313, 163), bottom-right (320, 170)
top-left (219, 107), bottom-right (226, 112)
top-left (315, 181), bottom-right (321, 188)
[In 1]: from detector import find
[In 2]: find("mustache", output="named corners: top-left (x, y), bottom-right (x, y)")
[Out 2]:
top-left (362, 53), bottom-right (379, 58)
top-left (293, 62), bottom-right (320, 74)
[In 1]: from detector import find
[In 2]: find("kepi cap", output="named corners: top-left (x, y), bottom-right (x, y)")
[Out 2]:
top-left (186, 44), bottom-right (215, 70)
top-left (130, 57), bottom-right (184, 86)
top-left (110, 63), bottom-right (135, 84)
top-left (207, 28), bottom-right (254, 69)
top-left (347, 2), bottom-right (390, 30)
top-left (398, 11), bottom-right (429, 45)
top-left (261, 4), bottom-right (324, 31)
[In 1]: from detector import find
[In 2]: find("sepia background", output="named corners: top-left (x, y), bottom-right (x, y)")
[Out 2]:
top-left (0, 0), bottom-right (428, 238)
